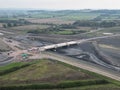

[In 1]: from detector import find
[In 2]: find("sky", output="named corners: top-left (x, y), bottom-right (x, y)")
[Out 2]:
top-left (0, 0), bottom-right (120, 10)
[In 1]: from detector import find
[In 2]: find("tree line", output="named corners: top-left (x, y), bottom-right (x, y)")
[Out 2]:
top-left (73, 20), bottom-right (118, 28)
top-left (2, 19), bottom-right (31, 28)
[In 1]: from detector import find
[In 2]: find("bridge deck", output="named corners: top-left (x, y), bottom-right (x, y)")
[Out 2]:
top-left (35, 34), bottom-right (120, 51)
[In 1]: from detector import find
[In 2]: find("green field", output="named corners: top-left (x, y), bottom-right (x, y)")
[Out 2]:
top-left (80, 27), bottom-right (120, 38)
top-left (10, 25), bottom-right (50, 31)
top-left (59, 13), bottom-right (100, 21)
top-left (53, 29), bottom-right (88, 35)
top-left (30, 12), bottom-right (100, 21)
top-left (4, 24), bottom-right (50, 35)
top-left (98, 27), bottom-right (120, 34)
top-left (0, 59), bottom-right (120, 90)
top-left (54, 30), bottom-right (74, 35)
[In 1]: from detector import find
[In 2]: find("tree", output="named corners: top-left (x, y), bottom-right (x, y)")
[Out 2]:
top-left (7, 23), bottom-right (12, 27)
top-left (13, 23), bottom-right (17, 27)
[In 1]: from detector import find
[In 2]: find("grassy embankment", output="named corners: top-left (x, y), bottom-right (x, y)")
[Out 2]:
top-left (0, 59), bottom-right (120, 90)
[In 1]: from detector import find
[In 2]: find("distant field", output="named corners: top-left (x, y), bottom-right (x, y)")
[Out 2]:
top-left (80, 27), bottom-right (120, 38)
top-left (98, 27), bottom-right (120, 34)
top-left (27, 13), bottom-right (100, 24)
top-left (10, 24), bottom-right (50, 31)
top-left (80, 32), bottom-right (105, 38)
top-left (54, 30), bottom-right (74, 35)
top-left (58, 13), bottom-right (100, 21)
top-left (30, 12), bottom-right (100, 21)
top-left (99, 14), bottom-right (120, 21)
top-left (86, 27), bottom-right (120, 37)
top-left (26, 18), bottom-right (74, 24)
top-left (6, 24), bottom-right (50, 35)
top-left (53, 29), bottom-right (89, 35)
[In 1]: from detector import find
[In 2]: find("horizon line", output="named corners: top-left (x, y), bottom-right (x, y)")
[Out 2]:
top-left (0, 8), bottom-right (120, 11)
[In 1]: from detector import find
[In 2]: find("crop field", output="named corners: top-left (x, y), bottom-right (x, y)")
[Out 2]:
top-left (5, 24), bottom-right (50, 35)
top-left (98, 14), bottom-right (120, 21)
top-left (79, 32), bottom-right (105, 38)
top-left (10, 24), bottom-right (50, 31)
top-left (27, 12), bottom-right (100, 24)
top-left (26, 18), bottom-right (75, 24)
top-left (29, 12), bottom-right (100, 21)
top-left (58, 13), bottom-right (100, 21)
top-left (80, 27), bottom-right (120, 38)
top-left (54, 30), bottom-right (74, 35)
top-left (97, 27), bottom-right (120, 34)
top-left (82, 27), bottom-right (120, 38)
top-left (53, 29), bottom-right (89, 35)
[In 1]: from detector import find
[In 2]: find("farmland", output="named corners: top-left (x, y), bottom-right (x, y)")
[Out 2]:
top-left (26, 18), bottom-right (74, 24)
top-left (9, 24), bottom-right (50, 34)
top-left (10, 25), bottom-right (50, 30)
top-left (27, 10), bottom-right (100, 20)
top-left (58, 12), bottom-right (100, 21)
